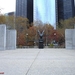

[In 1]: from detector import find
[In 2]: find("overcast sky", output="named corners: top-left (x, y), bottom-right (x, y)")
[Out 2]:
top-left (0, 0), bottom-right (16, 14)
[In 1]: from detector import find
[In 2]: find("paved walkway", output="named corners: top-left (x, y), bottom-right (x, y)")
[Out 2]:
top-left (0, 48), bottom-right (75, 75)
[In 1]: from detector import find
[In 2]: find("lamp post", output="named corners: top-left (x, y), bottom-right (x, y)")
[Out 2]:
top-left (53, 32), bottom-right (56, 43)
top-left (34, 41), bottom-right (35, 46)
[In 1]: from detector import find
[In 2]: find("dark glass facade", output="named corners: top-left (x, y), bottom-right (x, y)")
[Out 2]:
top-left (57, 0), bottom-right (75, 21)
top-left (27, 0), bottom-right (33, 23)
top-left (16, 0), bottom-right (33, 23)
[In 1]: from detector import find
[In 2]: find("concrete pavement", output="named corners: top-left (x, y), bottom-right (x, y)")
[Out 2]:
top-left (0, 48), bottom-right (75, 75)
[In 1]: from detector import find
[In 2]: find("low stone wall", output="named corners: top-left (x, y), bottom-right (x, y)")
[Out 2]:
top-left (0, 24), bottom-right (16, 50)
top-left (0, 25), bottom-right (6, 50)
top-left (6, 30), bottom-right (16, 50)
top-left (65, 29), bottom-right (75, 49)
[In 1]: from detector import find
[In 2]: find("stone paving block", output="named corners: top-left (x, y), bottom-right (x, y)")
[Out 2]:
top-left (0, 49), bottom-right (40, 75)
top-left (27, 49), bottom-right (75, 75)
top-left (0, 49), bottom-right (75, 75)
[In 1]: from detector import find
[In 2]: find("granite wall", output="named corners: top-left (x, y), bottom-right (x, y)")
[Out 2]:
top-left (65, 29), bottom-right (75, 49)
top-left (0, 24), bottom-right (16, 50)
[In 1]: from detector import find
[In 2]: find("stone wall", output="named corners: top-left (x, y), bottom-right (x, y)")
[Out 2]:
top-left (0, 24), bottom-right (16, 50)
top-left (0, 25), bottom-right (6, 50)
top-left (65, 29), bottom-right (75, 49)
top-left (6, 30), bottom-right (16, 50)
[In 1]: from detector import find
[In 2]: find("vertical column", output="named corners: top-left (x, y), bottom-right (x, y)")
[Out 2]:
top-left (0, 25), bottom-right (6, 50)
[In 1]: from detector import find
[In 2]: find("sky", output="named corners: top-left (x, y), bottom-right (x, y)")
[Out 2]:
top-left (0, 0), bottom-right (16, 14)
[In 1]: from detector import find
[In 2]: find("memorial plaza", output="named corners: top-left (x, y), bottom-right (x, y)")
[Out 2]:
top-left (0, 48), bottom-right (75, 75)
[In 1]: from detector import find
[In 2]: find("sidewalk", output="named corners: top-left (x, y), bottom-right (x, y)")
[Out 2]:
top-left (0, 48), bottom-right (75, 75)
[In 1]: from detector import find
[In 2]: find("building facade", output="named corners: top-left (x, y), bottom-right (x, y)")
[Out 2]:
top-left (16, 0), bottom-right (75, 28)
top-left (57, 0), bottom-right (75, 21)
top-left (16, 0), bottom-right (33, 23)
top-left (34, 0), bottom-right (56, 29)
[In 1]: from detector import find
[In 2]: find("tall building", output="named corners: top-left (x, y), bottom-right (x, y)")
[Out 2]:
top-left (34, 0), bottom-right (56, 29)
top-left (16, 0), bottom-right (33, 23)
top-left (8, 12), bottom-right (15, 16)
top-left (16, 0), bottom-right (75, 28)
top-left (57, 0), bottom-right (75, 21)
top-left (16, 0), bottom-right (56, 28)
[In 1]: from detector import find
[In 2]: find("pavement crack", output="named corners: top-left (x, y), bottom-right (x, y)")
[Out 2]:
top-left (25, 50), bottom-right (41, 75)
